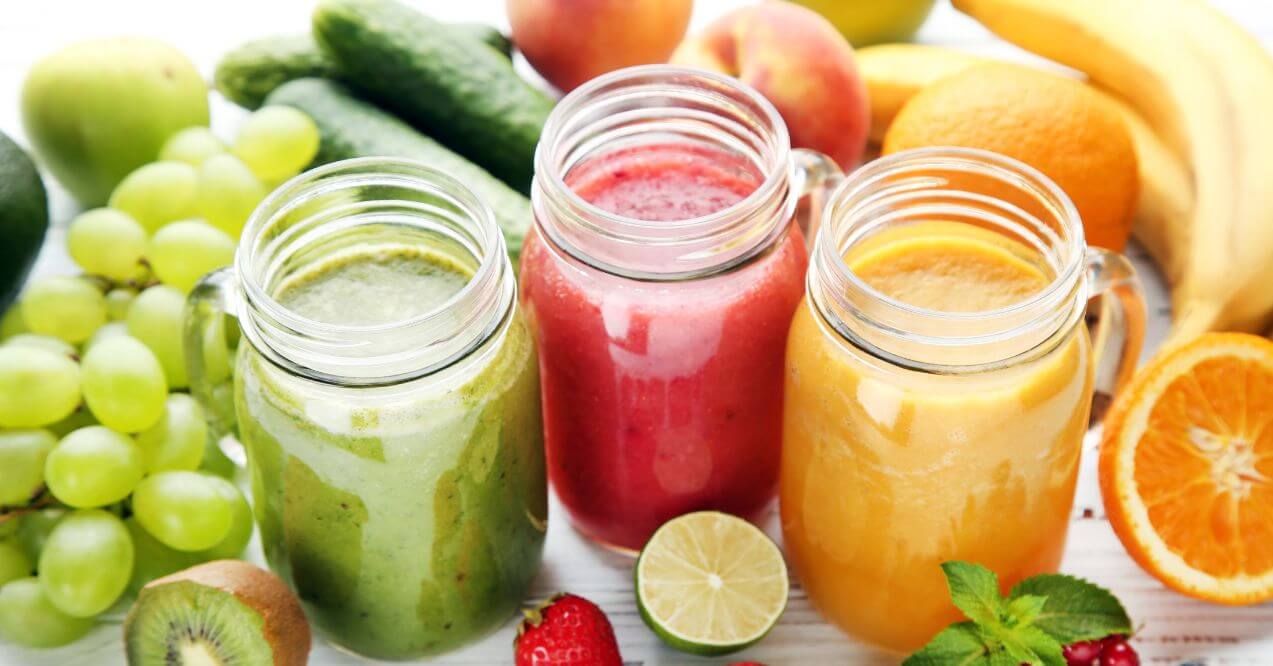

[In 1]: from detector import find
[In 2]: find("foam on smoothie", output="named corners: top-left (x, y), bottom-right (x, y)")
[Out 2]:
top-left (565, 143), bottom-right (762, 221)
top-left (274, 244), bottom-right (473, 326)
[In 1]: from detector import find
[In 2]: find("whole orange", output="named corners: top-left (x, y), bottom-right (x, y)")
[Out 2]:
top-left (883, 64), bottom-right (1139, 251)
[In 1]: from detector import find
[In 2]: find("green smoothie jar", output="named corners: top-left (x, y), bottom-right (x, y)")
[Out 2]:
top-left (185, 158), bottom-right (546, 660)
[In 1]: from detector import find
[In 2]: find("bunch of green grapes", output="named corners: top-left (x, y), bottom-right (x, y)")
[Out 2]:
top-left (67, 107), bottom-right (320, 294)
top-left (0, 107), bottom-right (317, 649)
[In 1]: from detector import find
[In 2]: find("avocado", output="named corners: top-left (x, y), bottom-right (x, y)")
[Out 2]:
top-left (0, 131), bottom-right (49, 310)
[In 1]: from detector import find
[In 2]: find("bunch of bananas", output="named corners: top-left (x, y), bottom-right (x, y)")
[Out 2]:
top-left (858, 0), bottom-right (1273, 349)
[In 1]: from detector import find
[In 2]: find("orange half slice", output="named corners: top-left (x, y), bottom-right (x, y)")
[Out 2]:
top-left (1100, 332), bottom-right (1273, 604)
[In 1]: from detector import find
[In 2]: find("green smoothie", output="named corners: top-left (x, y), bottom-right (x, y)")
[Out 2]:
top-left (235, 242), bottom-right (545, 659)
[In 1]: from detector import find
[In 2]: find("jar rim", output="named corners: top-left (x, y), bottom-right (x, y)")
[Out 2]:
top-left (234, 157), bottom-right (516, 387)
top-left (823, 147), bottom-right (1084, 322)
top-left (532, 65), bottom-right (797, 280)
top-left (809, 146), bottom-right (1089, 372)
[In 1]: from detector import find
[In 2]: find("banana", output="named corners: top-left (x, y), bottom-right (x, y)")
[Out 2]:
top-left (1092, 89), bottom-right (1195, 286)
top-left (858, 42), bottom-right (1195, 288)
top-left (953, 0), bottom-right (1273, 348)
top-left (857, 44), bottom-right (989, 143)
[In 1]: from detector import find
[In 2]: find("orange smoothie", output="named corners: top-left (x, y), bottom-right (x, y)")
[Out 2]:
top-left (780, 222), bottom-right (1093, 652)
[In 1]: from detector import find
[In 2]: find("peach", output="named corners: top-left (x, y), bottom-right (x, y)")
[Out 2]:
top-left (508, 0), bottom-right (693, 93)
top-left (671, 1), bottom-right (869, 168)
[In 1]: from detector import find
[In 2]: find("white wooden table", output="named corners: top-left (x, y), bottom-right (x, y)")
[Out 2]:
top-left (1, 1), bottom-right (1271, 663)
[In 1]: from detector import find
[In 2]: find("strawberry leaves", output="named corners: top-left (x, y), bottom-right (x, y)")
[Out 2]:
top-left (904, 562), bottom-right (1133, 666)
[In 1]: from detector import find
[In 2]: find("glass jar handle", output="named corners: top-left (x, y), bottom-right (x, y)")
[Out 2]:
top-left (1084, 247), bottom-right (1147, 425)
top-left (184, 267), bottom-right (244, 470)
top-left (792, 148), bottom-right (845, 243)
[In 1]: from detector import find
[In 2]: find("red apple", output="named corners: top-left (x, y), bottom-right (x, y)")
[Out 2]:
top-left (508, 0), bottom-right (694, 92)
top-left (671, 1), bottom-right (870, 168)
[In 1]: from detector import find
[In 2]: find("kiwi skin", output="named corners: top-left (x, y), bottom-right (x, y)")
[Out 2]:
top-left (125, 559), bottom-right (311, 666)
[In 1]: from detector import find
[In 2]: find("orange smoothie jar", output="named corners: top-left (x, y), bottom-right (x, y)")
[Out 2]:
top-left (780, 148), bottom-right (1146, 652)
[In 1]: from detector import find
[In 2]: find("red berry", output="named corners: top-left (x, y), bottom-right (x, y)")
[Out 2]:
top-left (1099, 637), bottom-right (1140, 666)
top-left (514, 593), bottom-right (623, 666)
top-left (1062, 639), bottom-right (1104, 666)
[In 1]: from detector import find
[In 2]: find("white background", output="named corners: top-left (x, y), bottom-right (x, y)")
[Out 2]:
top-left (0, 1), bottom-right (1271, 664)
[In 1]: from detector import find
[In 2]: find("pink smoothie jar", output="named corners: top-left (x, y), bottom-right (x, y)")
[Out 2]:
top-left (519, 66), bottom-right (843, 552)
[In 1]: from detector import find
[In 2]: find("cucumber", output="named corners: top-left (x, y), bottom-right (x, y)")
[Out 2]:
top-left (0, 130), bottom-right (49, 309)
top-left (215, 35), bottom-right (335, 110)
top-left (314, 0), bottom-right (553, 193)
top-left (265, 78), bottom-right (530, 260)
top-left (215, 24), bottom-right (511, 110)
top-left (456, 22), bottom-right (513, 59)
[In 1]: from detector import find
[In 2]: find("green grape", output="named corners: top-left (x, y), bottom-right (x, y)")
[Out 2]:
top-left (0, 520), bottom-right (16, 540)
top-left (38, 509), bottom-right (133, 617)
top-left (0, 577), bottom-right (93, 647)
top-left (47, 408), bottom-right (97, 438)
top-left (80, 336), bottom-right (167, 433)
top-left (3, 333), bottom-right (76, 358)
top-left (158, 126), bottom-right (226, 167)
top-left (0, 346), bottom-right (81, 428)
top-left (44, 426), bottom-right (144, 508)
top-left (84, 321), bottom-right (130, 351)
top-left (200, 436), bottom-right (238, 479)
top-left (22, 276), bottom-right (107, 344)
top-left (0, 304), bottom-right (28, 340)
top-left (136, 393), bottom-right (206, 472)
top-left (105, 287), bottom-right (138, 321)
top-left (146, 220), bottom-right (236, 294)
top-left (194, 474), bottom-right (253, 560)
top-left (124, 517), bottom-right (197, 596)
top-left (0, 542), bottom-right (32, 587)
top-left (232, 106), bottom-right (319, 181)
top-left (196, 153), bottom-right (266, 239)
top-left (16, 509), bottom-right (64, 562)
top-left (132, 471), bottom-right (232, 552)
top-left (66, 209), bottom-right (148, 281)
top-left (0, 429), bottom-right (57, 506)
top-left (108, 161), bottom-right (199, 233)
top-left (126, 285), bottom-right (188, 389)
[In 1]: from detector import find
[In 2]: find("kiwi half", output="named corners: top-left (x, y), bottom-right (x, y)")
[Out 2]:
top-left (123, 560), bottom-right (310, 666)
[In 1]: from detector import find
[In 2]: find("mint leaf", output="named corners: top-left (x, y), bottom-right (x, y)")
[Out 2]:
top-left (1004, 594), bottom-right (1048, 627)
top-left (910, 563), bottom-right (1133, 666)
top-left (1001, 625), bottom-right (1065, 666)
top-left (1010, 573), bottom-right (1132, 643)
top-left (902, 621), bottom-right (995, 666)
top-left (986, 652), bottom-right (1020, 666)
top-left (941, 562), bottom-right (1003, 627)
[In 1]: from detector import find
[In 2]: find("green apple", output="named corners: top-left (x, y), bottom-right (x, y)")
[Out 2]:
top-left (790, 0), bottom-right (937, 47)
top-left (21, 38), bottom-right (209, 207)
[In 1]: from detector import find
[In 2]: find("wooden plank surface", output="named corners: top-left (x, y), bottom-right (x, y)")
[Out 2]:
top-left (0, 1), bottom-right (1270, 663)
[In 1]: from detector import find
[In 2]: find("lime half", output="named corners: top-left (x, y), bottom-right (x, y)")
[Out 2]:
top-left (635, 511), bottom-right (788, 655)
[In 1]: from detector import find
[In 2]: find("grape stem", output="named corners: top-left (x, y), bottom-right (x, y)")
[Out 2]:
top-left (0, 490), bottom-right (59, 524)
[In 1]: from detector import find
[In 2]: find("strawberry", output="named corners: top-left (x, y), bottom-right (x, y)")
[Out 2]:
top-left (514, 593), bottom-right (622, 666)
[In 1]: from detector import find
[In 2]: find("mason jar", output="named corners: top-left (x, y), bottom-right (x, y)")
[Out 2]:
top-left (781, 147), bottom-right (1145, 651)
top-left (185, 158), bottom-right (546, 660)
top-left (519, 65), bottom-right (843, 553)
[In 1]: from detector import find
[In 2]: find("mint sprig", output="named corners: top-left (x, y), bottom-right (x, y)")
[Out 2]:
top-left (903, 562), bottom-right (1133, 666)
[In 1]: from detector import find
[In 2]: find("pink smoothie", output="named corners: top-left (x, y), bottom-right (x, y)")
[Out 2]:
top-left (520, 143), bottom-right (807, 551)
